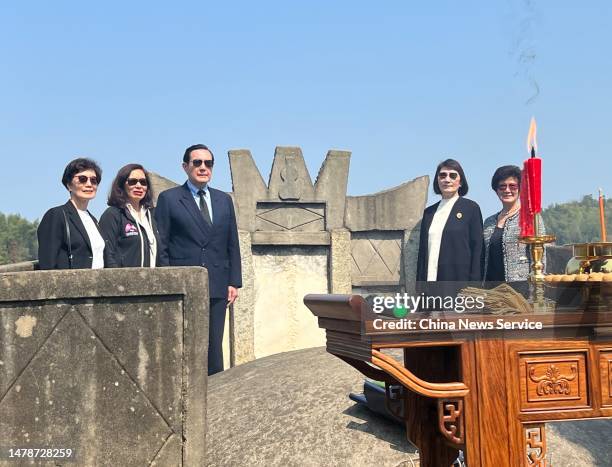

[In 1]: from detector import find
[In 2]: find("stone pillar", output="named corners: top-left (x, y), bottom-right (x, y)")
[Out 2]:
top-left (403, 223), bottom-right (422, 295)
top-left (230, 230), bottom-right (256, 365)
top-left (330, 229), bottom-right (352, 294)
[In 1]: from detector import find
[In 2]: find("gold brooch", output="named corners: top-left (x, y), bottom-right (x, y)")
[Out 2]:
top-left (456, 212), bottom-right (463, 219)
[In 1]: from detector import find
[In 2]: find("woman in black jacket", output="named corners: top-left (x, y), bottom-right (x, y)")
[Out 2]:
top-left (38, 158), bottom-right (115, 269)
top-left (416, 159), bottom-right (484, 306)
top-left (99, 164), bottom-right (159, 267)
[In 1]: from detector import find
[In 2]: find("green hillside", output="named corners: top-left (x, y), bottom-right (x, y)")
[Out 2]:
top-left (542, 195), bottom-right (612, 245)
top-left (0, 213), bottom-right (38, 265)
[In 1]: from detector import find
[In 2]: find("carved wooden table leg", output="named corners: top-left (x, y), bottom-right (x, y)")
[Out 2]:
top-left (404, 392), bottom-right (459, 467)
top-left (524, 423), bottom-right (547, 466)
top-left (401, 347), bottom-right (462, 466)
top-left (473, 339), bottom-right (514, 466)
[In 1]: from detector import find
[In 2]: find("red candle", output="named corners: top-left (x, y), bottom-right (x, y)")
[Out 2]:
top-left (520, 164), bottom-right (534, 237)
top-left (526, 154), bottom-right (542, 214)
top-left (525, 118), bottom-right (542, 214)
top-left (520, 117), bottom-right (541, 237)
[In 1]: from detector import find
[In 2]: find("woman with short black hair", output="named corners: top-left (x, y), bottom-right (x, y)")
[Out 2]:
top-left (38, 158), bottom-right (115, 269)
top-left (483, 165), bottom-right (545, 283)
top-left (416, 158), bottom-right (484, 283)
top-left (99, 164), bottom-right (159, 268)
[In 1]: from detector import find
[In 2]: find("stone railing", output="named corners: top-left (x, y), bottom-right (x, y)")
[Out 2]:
top-left (0, 267), bottom-right (209, 466)
top-left (0, 260), bottom-right (37, 273)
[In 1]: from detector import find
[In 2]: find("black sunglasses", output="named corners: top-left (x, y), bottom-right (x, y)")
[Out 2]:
top-left (126, 178), bottom-right (148, 187)
top-left (438, 171), bottom-right (459, 180)
top-left (74, 175), bottom-right (99, 185)
top-left (191, 159), bottom-right (214, 168)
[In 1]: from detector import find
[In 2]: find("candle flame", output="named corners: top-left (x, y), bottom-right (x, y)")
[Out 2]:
top-left (526, 117), bottom-right (538, 156)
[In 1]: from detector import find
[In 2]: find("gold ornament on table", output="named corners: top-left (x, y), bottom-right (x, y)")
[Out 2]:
top-left (560, 189), bottom-right (612, 277)
top-left (544, 189), bottom-right (612, 311)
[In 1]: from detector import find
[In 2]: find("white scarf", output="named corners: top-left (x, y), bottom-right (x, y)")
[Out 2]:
top-left (126, 204), bottom-right (157, 268)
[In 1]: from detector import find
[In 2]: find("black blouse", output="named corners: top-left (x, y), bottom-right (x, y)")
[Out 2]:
top-left (486, 226), bottom-right (505, 282)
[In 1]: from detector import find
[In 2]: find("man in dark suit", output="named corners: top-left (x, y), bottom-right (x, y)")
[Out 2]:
top-left (155, 144), bottom-right (242, 375)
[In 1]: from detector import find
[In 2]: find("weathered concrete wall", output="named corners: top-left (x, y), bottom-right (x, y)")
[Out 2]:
top-left (0, 268), bottom-right (209, 467)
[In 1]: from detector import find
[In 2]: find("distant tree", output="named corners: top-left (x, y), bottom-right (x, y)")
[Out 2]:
top-left (0, 213), bottom-right (38, 265)
top-left (542, 195), bottom-right (612, 245)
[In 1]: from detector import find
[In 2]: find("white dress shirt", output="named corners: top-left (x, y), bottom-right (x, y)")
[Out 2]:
top-left (427, 194), bottom-right (460, 281)
top-left (76, 208), bottom-right (105, 269)
top-left (187, 180), bottom-right (213, 223)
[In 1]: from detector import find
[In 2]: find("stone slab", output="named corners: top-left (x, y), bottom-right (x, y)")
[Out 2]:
top-left (0, 268), bottom-right (209, 466)
top-left (330, 229), bottom-right (352, 294)
top-left (345, 176), bottom-right (429, 232)
top-left (251, 231), bottom-right (331, 245)
top-left (252, 247), bottom-right (327, 359)
top-left (229, 149), bottom-right (268, 232)
top-left (231, 230), bottom-right (256, 365)
top-left (313, 150), bottom-right (351, 229)
top-left (149, 172), bottom-right (180, 206)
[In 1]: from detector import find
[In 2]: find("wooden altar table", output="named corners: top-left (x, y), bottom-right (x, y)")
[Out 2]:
top-left (304, 294), bottom-right (612, 467)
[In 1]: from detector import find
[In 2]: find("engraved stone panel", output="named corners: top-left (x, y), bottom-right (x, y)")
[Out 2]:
top-left (518, 353), bottom-right (589, 411)
top-left (0, 304), bottom-right (66, 397)
top-left (0, 311), bottom-right (175, 466)
top-left (351, 231), bottom-right (403, 285)
top-left (79, 296), bottom-right (183, 433)
top-left (255, 202), bottom-right (325, 232)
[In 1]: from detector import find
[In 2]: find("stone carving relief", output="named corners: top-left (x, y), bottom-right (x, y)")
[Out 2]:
top-left (279, 154), bottom-right (302, 200)
top-left (255, 203), bottom-right (325, 232)
top-left (351, 232), bottom-right (403, 286)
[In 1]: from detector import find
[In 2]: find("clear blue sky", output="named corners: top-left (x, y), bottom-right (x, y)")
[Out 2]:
top-left (1, 1), bottom-right (610, 221)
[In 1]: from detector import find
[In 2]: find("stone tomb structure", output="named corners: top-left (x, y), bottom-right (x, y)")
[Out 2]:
top-left (150, 147), bottom-right (429, 365)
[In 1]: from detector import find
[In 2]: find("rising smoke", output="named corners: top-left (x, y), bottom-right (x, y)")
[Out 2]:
top-left (509, 0), bottom-right (540, 105)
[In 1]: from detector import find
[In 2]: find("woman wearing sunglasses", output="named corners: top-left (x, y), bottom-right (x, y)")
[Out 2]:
top-left (38, 158), bottom-right (115, 269)
top-left (416, 159), bottom-right (484, 292)
top-left (99, 163), bottom-right (159, 268)
top-left (482, 165), bottom-right (545, 284)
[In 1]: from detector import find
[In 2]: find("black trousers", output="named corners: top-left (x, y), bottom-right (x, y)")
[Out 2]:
top-left (208, 298), bottom-right (227, 376)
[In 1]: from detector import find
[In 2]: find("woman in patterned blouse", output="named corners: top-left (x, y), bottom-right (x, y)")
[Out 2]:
top-left (483, 165), bottom-right (545, 284)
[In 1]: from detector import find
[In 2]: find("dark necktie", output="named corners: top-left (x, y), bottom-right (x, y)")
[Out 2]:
top-left (197, 189), bottom-right (212, 226)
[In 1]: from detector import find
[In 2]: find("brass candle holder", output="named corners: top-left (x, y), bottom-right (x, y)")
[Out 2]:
top-left (520, 212), bottom-right (556, 310)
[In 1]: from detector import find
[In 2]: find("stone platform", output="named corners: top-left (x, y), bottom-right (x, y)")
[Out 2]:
top-left (207, 347), bottom-right (611, 466)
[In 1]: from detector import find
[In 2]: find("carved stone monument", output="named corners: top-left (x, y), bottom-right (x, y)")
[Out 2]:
top-left (150, 146), bottom-right (429, 366)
